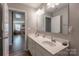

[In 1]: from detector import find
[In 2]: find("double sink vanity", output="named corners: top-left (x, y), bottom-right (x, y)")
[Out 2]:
top-left (27, 4), bottom-right (70, 56)
top-left (27, 33), bottom-right (69, 56)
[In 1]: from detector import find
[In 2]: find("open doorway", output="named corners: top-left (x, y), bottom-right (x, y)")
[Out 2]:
top-left (9, 10), bottom-right (26, 56)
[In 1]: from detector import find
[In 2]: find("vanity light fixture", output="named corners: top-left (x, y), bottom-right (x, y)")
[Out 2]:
top-left (36, 9), bottom-right (44, 15)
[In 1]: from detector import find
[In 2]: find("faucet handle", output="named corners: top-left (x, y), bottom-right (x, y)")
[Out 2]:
top-left (52, 39), bottom-right (56, 43)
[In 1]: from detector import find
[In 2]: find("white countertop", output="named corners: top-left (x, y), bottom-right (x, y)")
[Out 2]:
top-left (28, 33), bottom-right (69, 55)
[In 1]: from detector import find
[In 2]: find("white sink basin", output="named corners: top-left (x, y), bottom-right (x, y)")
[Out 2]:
top-left (42, 41), bottom-right (56, 47)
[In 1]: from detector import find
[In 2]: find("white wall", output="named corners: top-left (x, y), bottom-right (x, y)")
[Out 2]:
top-left (27, 9), bottom-right (37, 31)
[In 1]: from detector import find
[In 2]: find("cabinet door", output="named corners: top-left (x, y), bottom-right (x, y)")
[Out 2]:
top-left (28, 37), bottom-right (32, 50)
top-left (36, 43), bottom-right (52, 56)
top-left (28, 37), bottom-right (36, 56)
top-left (35, 43), bottom-right (43, 56)
top-left (55, 48), bottom-right (68, 56)
top-left (28, 47), bottom-right (35, 56)
top-left (40, 47), bottom-right (52, 56)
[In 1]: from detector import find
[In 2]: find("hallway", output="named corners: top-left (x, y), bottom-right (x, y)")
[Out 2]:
top-left (9, 35), bottom-right (31, 56)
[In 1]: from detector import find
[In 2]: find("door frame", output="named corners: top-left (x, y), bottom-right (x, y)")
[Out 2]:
top-left (1, 3), bottom-right (9, 56)
top-left (8, 7), bottom-right (28, 51)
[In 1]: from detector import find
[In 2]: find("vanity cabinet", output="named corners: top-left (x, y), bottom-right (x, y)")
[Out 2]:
top-left (28, 36), bottom-right (68, 56)
top-left (28, 37), bottom-right (52, 56)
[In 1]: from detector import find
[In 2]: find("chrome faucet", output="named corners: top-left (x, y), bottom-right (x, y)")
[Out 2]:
top-left (35, 31), bottom-right (39, 37)
top-left (51, 36), bottom-right (56, 43)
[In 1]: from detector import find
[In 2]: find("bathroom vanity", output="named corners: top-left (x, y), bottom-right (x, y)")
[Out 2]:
top-left (27, 33), bottom-right (69, 56)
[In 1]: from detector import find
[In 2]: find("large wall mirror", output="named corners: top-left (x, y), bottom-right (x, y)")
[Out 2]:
top-left (45, 15), bottom-right (61, 33)
top-left (37, 3), bottom-right (69, 35)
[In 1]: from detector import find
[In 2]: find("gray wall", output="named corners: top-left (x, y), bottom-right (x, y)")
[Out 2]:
top-left (69, 3), bottom-right (79, 55)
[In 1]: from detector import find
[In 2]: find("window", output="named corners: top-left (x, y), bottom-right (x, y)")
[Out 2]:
top-left (15, 24), bottom-right (21, 31)
top-left (15, 13), bottom-right (22, 18)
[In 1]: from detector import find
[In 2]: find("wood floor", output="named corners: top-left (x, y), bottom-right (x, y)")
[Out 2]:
top-left (9, 35), bottom-right (31, 56)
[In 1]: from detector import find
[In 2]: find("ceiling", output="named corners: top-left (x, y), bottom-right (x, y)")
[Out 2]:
top-left (23, 3), bottom-right (42, 9)
top-left (22, 3), bottom-right (68, 13)
top-left (45, 3), bottom-right (68, 13)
